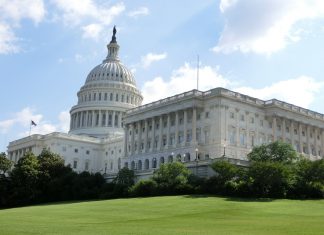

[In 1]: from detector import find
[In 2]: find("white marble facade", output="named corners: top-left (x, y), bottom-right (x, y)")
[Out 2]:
top-left (7, 29), bottom-right (324, 178)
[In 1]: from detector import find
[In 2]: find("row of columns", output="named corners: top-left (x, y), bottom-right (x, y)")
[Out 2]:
top-left (125, 107), bottom-right (198, 156)
top-left (70, 110), bottom-right (123, 130)
top-left (271, 116), bottom-right (324, 156)
top-left (224, 107), bottom-right (323, 156)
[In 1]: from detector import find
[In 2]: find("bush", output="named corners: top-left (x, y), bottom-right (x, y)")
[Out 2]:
top-left (129, 180), bottom-right (158, 197)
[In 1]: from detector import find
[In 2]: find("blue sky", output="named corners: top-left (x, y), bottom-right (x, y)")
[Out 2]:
top-left (1, 0), bottom-right (324, 152)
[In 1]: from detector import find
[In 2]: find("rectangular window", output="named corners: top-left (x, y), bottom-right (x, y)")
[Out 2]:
top-left (205, 112), bottom-right (209, 118)
top-left (73, 160), bottom-right (77, 169)
top-left (74, 148), bottom-right (78, 153)
top-left (85, 161), bottom-right (89, 171)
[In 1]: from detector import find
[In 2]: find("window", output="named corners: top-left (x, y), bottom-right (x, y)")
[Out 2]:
top-left (73, 160), bottom-right (77, 169)
top-left (116, 93), bottom-right (119, 101)
top-left (152, 158), bottom-right (157, 168)
top-left (230, 112), bottom-right (234, 119)
top-left (205, 112), bottom-right (209, 118)
top-left (74, 148), bottom-right (78, 153)
top-left (110, 93), bottom-right (113, 101)
top-left (85, 161), bottom-right (89, 171)
top-left (240, 115), bottom-right (245, 121)
top-left (240, 132), bottom-right (246, 146)
top-left (99, 93), bottom-right (101, 100)
top-left (104, 93), bottom-right (107, 100)
top-left (250, 117), bottom-right (254, 124)
top-left (229, 129), bottom-right (236, 144)
top-left (86, 150), bottom-right (90, 155)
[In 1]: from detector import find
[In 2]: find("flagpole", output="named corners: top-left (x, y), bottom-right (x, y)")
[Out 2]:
top-left (197, 55), bottom-right (199, 90)
top-left (29, 122), bottom-right (32, 136)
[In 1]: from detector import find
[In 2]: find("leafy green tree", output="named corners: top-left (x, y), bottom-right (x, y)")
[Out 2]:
top-left (0, 152), bottom-right (13, 175)
top-left (114, 167), bottom-right (135, 187)
top-left (248, 161), bottom-right (293, 198)
top-left (153, 162), bottom-right (191, 194)
top-left (248, 141), bottom-right (298, 164)
top-left (207, 160), bottom-right (243, 195)
top-left (10, 152), bottom-right (40, 205)
top-left (129, 179), bottom-right (158, 197)
top-left (290, 159), bottom-right (324, 198)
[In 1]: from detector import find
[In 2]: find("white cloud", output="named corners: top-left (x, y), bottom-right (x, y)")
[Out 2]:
top-left (0, 23), bottom-right (18, 54)
top-left (82, 23), bottom-right (103, 40)
top-left (141, 63), bottom-right (229, 104)
top-left (214, 0), bottom-right (324, 55)
top-left (141, 52), bottom-right (167, 68)
top-left (52, 0), bottom-right (125, 40)
top-left (235, 76), bottom-right (324, 108)
top-left (128, 7), bottom-right (149, 18)
top-left (0, 107), bottom-right (70, 137)
top-left (0, 0), bottom-right (45, 54)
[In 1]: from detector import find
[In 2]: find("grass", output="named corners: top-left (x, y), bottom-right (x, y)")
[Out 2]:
top-left (0, 196), bottom-right (324, 235)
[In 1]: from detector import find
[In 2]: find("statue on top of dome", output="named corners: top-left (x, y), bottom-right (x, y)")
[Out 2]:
top-left (111, 25), bottom-right (117, 43)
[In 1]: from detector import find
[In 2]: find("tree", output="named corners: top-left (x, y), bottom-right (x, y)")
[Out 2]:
top-left (248, 161), bottom-right (293, 198)
top-left (289, 159), bottom-right (324, 198)
top-left (10, 152), bottom-right (40, 205)
top-left (152, 162), bottom-right (191, 194)
top-left (248, 141), bottom-right (298, 164)
top-left (114, 167), bottom-right (135, 187)
top-left (0, 152), bottom-right (13, 175)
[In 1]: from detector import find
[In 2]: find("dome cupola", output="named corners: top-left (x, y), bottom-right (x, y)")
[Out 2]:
top-left (69, 26), bottom-right (143, 138)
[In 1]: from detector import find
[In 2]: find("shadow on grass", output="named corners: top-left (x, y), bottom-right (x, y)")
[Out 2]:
top-left (182, 194), bottom-right (275, 202)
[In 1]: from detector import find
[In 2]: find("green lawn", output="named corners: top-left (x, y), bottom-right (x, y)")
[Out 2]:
top-left (0, 196), bottom-right (323, 235)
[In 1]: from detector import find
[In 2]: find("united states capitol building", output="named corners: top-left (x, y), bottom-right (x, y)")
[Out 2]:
top-left (7, 28), bottom-right (324, 179)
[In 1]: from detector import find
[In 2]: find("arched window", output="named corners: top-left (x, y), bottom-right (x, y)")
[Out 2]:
top-left (118, 158), bottom-right (121, 170)
top-left (176, 154), bottom-right (182, 162)
top-left (152, 158), bottom-right (157, 168)
top-left (124, 162), bottom-right (128, 168)
top-left (138, 160), bottom-right (142, 170)
top-left (131, 161), bottom-right (135, 170)
top-left (184, 153), bottom-right (191, 162)
top-left (160, 156), bottom-right (165, 166)
top-left (168, 155), bottom-right (173, 163)
top-left (144, 159), bottom-right (149, 169)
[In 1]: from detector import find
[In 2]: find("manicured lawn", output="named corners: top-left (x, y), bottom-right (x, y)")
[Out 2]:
top-left (0, 196), bottom-right (323, 235)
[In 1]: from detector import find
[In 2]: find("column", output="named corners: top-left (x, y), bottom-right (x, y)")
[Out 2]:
top-left (119, 112), bottom-right (123, 128)
top-left (130, 124), bottom-right (135, 155)
top-left (85, 111), bottom-right (89, 127)
top-left (158, 116), bottom-right (163, 150)
top-left (151, 117), bottom-right (155, 152)
top-left (307, 125), bottom-right (311, 155)
top-left (166, 114), bottom-right (171, 148)
top-left (183, 110), bottom-right (187, 146)
top-left (272, 116), bottom-right (277, 141)
top-left (112, 111), bottom-right (116, 127)
top-left (192, 107), bottom-right (197, 145)
top-left (98, 110), bottom-right (102, 127)
top-left (282, 118), bottom-right (286, 141)
top-left (175, 111), bottom-right (179, 147)
top-left (236, 110), bottom-right (239, 146)
top-left (91, 110), bottom-right (95, 127)
top-left (124, 125), bottom-right (129, 156)
top-left (144, 119), bottom-right (148, 152)
top-left (105, 110), bottom-right (109, 127)
top-left (138, 121), bottom-right (142, 153)
top-left (314, 127), bottom-right (318, 156)
top-left (290, 120), bottom-right (294, 145)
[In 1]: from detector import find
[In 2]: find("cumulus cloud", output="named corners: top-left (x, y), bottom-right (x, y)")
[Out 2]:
top-left (213, 0), bottom-right (324, 55)
top-left (141, 63), bottom-right (323, 109)
top-left (235, 76), bottom-right (324, 108)
top-left (128, 7), bottom-right (149, 18)
top-left (141, 63), bottom-right (229, 104)
top-left (0, 0), bottom-right (46, 54)
top-left (52, 0), bottom-right (125, 39)
top-left (141, 52), bottom-right (167, 68)
top-left (0, 107), bottom-right (70, 137)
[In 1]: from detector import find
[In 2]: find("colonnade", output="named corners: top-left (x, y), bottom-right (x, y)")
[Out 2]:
top-left (70, 110), bottom-right (123, 130)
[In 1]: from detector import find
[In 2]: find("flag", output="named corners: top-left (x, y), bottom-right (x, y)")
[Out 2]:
top-left (31, 120), bottom-right (37, 126)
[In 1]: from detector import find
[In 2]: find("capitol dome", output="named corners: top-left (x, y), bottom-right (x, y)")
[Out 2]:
top-left (69, 27), bottom-right (143, 138)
